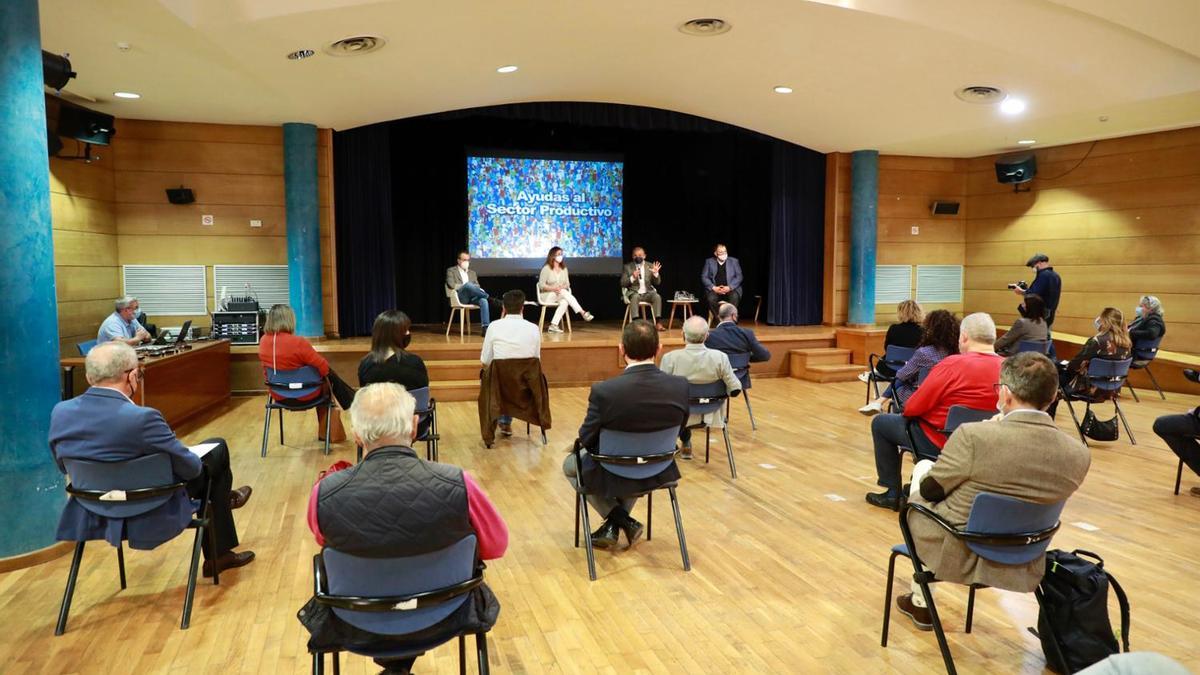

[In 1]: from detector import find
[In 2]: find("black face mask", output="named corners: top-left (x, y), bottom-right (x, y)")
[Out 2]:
top-left (401, 334), bottom-right (412, 349)
top-left (633, 256), bottom-right (645, 264)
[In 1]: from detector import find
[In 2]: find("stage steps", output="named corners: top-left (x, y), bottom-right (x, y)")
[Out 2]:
top-left (788, 347), bottom-right (865, 383)
top-left (429, 378), bottom-right (480, 403)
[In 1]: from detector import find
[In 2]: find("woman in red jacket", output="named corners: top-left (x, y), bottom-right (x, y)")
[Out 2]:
top-left (258, 305), bottom-right (356, 443)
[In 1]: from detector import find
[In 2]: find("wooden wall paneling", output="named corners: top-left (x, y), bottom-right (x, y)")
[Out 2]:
top-left (117, 119), bottom-right (284, 145)
top-left (117, 234), bottom-right (288, 265)
top-left (320, 127), bottom-right (338, 336)
top-left (49, 193), bottom-right (116, 234)
top-left (115, 171), bottom-right (285, 206)
top-left (822, 153), bottom-right (846, 325)
top-left (55, 266), bottom-right (120, 303)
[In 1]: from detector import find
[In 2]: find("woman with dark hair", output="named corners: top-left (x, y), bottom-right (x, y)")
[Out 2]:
top-left (859, 309), bottom-right (960, 416)
top-left (537, 246), bottom-right (594, 333)
top-left (994, 293), bottom-right (1051, 356)
top-left (357, 310), bottom-right (429, 392)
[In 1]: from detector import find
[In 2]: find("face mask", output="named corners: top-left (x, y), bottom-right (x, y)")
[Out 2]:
top-left (459, 260), bottom-right (469, 270)
top-left (1134, 306), bottom-right (1143, 318)
top-left (401, 333), bottom-right (412, 349)
top-left (555, 254), bottom-right (564, 263)
top-left (633, 256), bottom-right (644, 264)
top-left (716, 254), bottom-right (728, 263)
top-left (1094, 318), bottom-right (1101, 331)
top-left (996, 384), bottom-right (1006, 415)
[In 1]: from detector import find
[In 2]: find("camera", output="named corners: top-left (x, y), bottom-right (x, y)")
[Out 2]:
top-left (1007, 281), bottom-right (1029, 290)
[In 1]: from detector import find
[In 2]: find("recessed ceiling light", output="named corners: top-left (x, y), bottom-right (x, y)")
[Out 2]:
top-left (496, 65), bottom-right (518, 74)
top-left (1000, 97), bottom-right (1027, 115)
top-left (1017, 139), bottom-right (1036, 145)
top-left (113, 91), bottom-right (141, 99)
top-left (287, 48), bottom-right (316, 60)
top-left (773, 86), bottom-right (793, 94)
top-left (679, 18), bottom-right (731, 36)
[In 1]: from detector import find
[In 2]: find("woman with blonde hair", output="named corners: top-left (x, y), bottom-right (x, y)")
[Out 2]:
top-left (1049, 307), bottom-right (1131, 417)
top-left (859, 300), bottom-right (924, 384)
top-left (538, 246), bottom-right (594, 333)
top-left (258, 304), bottom-right (356, 442)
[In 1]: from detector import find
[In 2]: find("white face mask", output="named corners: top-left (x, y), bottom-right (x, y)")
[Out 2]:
top-left (716, 253), bottom-right (728, 263)
top-left (459, 260), bottom-right (469, 270)
top-left (554, 254), bottom-right (564, 263)
top-left (1094, 318), bottom-right (1101, 331)
top-left (996, 383), bottom-right (1007, 415)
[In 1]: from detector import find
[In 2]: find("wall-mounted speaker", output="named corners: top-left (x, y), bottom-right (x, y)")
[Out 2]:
top-left (930, 200), bottom-right (960, 216)
top-left (166, 187), bottom-right (195, 204)
top-left (995, 153), bottom-right (1037, 184)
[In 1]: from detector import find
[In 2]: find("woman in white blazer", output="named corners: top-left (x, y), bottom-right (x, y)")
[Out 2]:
top-left (537, 246), bottom-right (594, 332)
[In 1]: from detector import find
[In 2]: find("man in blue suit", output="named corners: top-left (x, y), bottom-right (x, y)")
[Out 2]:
top-left (50, 342), bottom-right (255, 577)
top-left (700, 243), bottom-right (744, 319)
top-left (706, 302), bottom-right (771, 364)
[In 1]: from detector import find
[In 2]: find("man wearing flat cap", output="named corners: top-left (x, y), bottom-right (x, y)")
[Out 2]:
top-left (1014, 253), bottom-right (1062, 357)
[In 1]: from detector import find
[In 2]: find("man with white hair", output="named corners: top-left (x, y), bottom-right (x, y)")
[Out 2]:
top-left (49, 342), bottom-right (254, 576)
top-left (865, 313), bottom-right (1004, 510)
top-left (661, 315), bottom-right (743, 460)
top-left (303, 383), bottom-right (507, 674)
top-left (97, 296), bottom-right (151, 345)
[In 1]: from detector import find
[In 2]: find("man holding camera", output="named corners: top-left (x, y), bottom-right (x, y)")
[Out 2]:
top-left (1011, 253), bottom-right (1062, 357)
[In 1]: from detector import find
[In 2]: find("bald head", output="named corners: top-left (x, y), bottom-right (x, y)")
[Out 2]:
top-left (85, 342), bottom-right (139, 385)
top-left (717, 302), bottom-right (738, 323)
top-left (350, 382), bottom-right (417, 451)
top-left (682, 315), bottom-right (710, 344)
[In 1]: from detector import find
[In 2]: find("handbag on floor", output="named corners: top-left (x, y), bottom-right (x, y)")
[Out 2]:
top-left (1080, 406), bottom-right (1119, 442)
top-left (1032, 549), bottom-right (1130, 673)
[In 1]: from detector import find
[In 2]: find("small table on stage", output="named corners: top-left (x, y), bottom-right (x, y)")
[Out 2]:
top-left (61, 339), bottom-right (231, 427)
top-left (667, 299), bottom-right (697, 330)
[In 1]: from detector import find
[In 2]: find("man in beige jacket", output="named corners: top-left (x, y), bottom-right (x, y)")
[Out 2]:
top-left (895, 351), bottom-right (1091, 630)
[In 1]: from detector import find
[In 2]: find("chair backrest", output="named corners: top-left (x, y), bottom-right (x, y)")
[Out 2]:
top-left (324, 535), bottom-right (478, 635)
top-left (1017, 340), bottom-right (1051, 354)
top-left (1086, 357), bottom-right (1133, 391)
top-left (725, 351), bottom-right (752, 388)
top-left (915, 366), bottom-right (932, 387)
top-left (265, 365), bottom-right (324, 400)
top-left (943, 405), bottom-right (996, 435)
top-left (688, 380), bottom-right (730, 415)
top-left (408, 386), bottom-right (432, 415)
top-left (77, 339), bottom-right (98, 356)
top-left (964, 493), bottom-right (1065, 564)
top-left (63, 454), bottom-right (180, 519)
top-left (883, 344), bottom-right (916, 367)
top-left (1131, 336), bottom-right (1162, 362)
top-left (597, 427), bottom-right (681, 480)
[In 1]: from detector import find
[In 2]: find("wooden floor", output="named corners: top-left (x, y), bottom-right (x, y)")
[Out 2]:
top-left (3, 378), bottom-right (1199, 674)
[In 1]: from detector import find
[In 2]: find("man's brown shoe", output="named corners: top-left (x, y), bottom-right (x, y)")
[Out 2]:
top-left (1189, 486), bottom-right (1200, 497)
top-left (202, 550), bottom-right (255, 578)
top-left (896, 593), bottom-right (933, 631)
top-left (498, 422), bottom-right (513, 436)
top-left (229, 486), bottom-right (252, 510)
top-left (655, 322), bottom-right (667, 332)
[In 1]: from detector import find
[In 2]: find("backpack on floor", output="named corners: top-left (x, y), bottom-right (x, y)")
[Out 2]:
top-left (1031, 549), bottom-right (1130, 674)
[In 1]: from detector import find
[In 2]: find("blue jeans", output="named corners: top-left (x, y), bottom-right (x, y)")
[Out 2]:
top-left (498, 415), bottom-right (512, 425)
top-left (871, 413), bottom-right (940, 496)
top-left (457, 283), bottom-right (490, 325)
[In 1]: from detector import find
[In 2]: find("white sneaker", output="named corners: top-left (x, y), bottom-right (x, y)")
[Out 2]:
top-left (858, 400), bottom-right (884, 416)
top-left (857, 371), bottom-right (872, 383)
top-left (548, 323), bottom-right (564, 334)
top-left (582, 312), bottom-right (594, 322)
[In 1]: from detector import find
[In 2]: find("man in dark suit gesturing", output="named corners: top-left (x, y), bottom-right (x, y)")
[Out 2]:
top-left (621, 246), bottom-right (666, 331)
top-left (563, 320), bottom-right (689, 549)
top-left (49, 342), bottom-right (255, 577)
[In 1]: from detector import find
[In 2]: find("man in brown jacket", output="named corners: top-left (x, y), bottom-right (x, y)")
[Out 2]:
top-left (895, 351), bottom-right (1091, 630)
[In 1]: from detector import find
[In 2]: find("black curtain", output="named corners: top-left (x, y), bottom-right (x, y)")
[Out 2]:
top-left (334, 123), bottom-right (396, 335)
top-left (334, 102), bottom-right (825, 332)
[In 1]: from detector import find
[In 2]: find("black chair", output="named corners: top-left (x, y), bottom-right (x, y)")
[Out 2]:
top-left (1125, 336), bottom-right (1165, 402)
top-left (310, 535), bottom-right (490, 674)
top-left (262, 365), bottom-right (335, 457)
top-left (687, 380), bottom-right (737, 479)
top-left (881, 493), bottom-right (1066, 675)
top-left (1060, 358), bottom-right (1135, 446)
top-left (571, 428), bottom-right (690, 581)
top-left (937, 405), bottom-right (995, 436)
top-left (725, 351), bottom-right (757, 430)
top-left (889, 365), bottom-right (932, 415)
top-left (357, 386), bottom-right (439, 463)
top-left (1016, 339), bottom-right (1051, 355)
top-left (1176, 458), bottom-right (1186, 495)
top-left (56, 454), bottom-right (217, 635)
top-left (866, 345), bottom-right (917, 405)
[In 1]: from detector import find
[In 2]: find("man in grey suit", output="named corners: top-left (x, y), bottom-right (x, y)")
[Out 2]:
top-left (660, 316), bottom-right (743, 459)
top-left (445, 251), bottom-right (496, 330)
top-left (893, 352), bottom-right (1090, 631)
top-left (621, 246), bottom-right (666, 331)
top-left (700, 243), bottom-right (744, 319)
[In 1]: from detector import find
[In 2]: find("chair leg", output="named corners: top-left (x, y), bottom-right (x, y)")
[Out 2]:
top-left (1176, 458), bottom-right (1185, 495)
top-left (579, 494), bottom-right (597, 581)
top-left (647, 491), bottom-right (653, 541)
top-left (55, 541), bottom-right (86, 636)
top-left (460, 307), bottom-right (466, 339)
top-left (564, 311), bottom-right (571, 333)
top-left (331, 651), bottom-right (340, 675)
top-left (181, 524), bottom-right (204, 629)
top-left (279, 406), bottom-right (285, 445)
top-left (539, 306), bottom-right (547, 332)
top-left (704, 426), bottom-right (711, 464)
top-left (117, 542), bottom-right (127, 590)
top-left (446, 307), bottom-right (456, 337)
top-left (668, 486), bottom-right (690, 571)
top-left (723, 426), bottom-right (737, 479)
top-left (540, 429), bottom-right (547, 446)
top-left (880, 550), bottom-right (900, 647)
top-left (459, 635), bottom-right (466, 675)
top-left (1063, 397), bottom-right (1088, 446)
top-left (1126, 380), bottom-right (1141, 403)
top-left (477, 632), bottom-right (490, 675)
top-left (1114, 400), bottom-right (1136, 445)
top-left (208, 505), bottom-right (220, 586)
top-left (621, 304), bottom-right (630, 331)
top-left (917, 575), bottom-right (957, 675)
top-left (323, 403), bottom-right (333, 455)
top-left (574, 494), bottom-right (580, 548)
top-left (743, 391), bottom-right (757, 430)
top-left (965, 586), bottom-right (977, 633)
top-left (312, 652), bottom-right (323, 675)
top-left (261, 403), bottom-right (274, 458)
top-left (1147, 366), bottom-right (1166, 400)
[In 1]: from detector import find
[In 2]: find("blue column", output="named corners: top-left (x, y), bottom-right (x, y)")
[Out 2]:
top-left (848, 150), bottom-right (879, 325)
top-left (283, 122), bottom-right (324, 336)
top-left (0, 0), bottom-right (67, 558)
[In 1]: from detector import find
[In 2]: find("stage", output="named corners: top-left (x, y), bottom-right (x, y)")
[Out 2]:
top-left (230, 322), bottom-right (838, 401)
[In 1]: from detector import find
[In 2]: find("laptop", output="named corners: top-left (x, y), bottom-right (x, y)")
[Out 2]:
top-left (150, 320), bottom-right (193, 346)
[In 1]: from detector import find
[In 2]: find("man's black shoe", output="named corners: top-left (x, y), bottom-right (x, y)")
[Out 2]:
top-left (622, 516), bottom-right (644, 549)
top-left (590, 519), bottom-right (621, 549)
top-left (865, 491), bottom-right (900, 511)
top-left (1185, 369), bottom-right (1199, 384)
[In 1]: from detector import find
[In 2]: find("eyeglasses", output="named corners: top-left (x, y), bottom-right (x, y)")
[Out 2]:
top-left (992, 382), bottom-right (1006, 394)
top-left (125, 367), bottom-right (144, 381)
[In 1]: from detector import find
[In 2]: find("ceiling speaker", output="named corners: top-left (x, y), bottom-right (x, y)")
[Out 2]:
top-left (930, 200), bottom-right (960, 216)
top-left (166, 187), bottom-right (195, 204)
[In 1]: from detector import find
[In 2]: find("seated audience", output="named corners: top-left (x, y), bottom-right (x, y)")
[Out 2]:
top-left (706, 302), bottom-right (771, 363)
top-left (1128, 295), bottom-right (1166, 344)
top-left (538, 246), bottom-right (594, 333)
top-left (993, 293), bottom-right (1050, 356)
top-left (893, 352), bottom-right (1090, 629)
top-left (259, 304), bottom-right (356, 442)
top-left (860, 309), bottom-right (960, 416)
top-left (662, 316), bottom-right (743, 460)
top-left (1152, 363), bottom-right (1200, 496)
top-left (563, 320), bottom-right (688, 549)
top-left (302, 383), bottom-right (507, 674)
top-left (866, 313), bottom-right (1003, 510)
top-left (50, 342), bottom-right (254, 576)
top-left (97, 296), bottom-right (151, 346)
top-left (859, 300), bottom-right (923, 383)
top-left (480, 290), bottom-right (542, 436)
top-left (359, 309), bottom-right (429, 435)
top-left (1048, 307), bottom-right (1131, 418)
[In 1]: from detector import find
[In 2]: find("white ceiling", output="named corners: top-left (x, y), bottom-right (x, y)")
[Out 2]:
top-left (39, 0), bottom-right (1200, 156)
